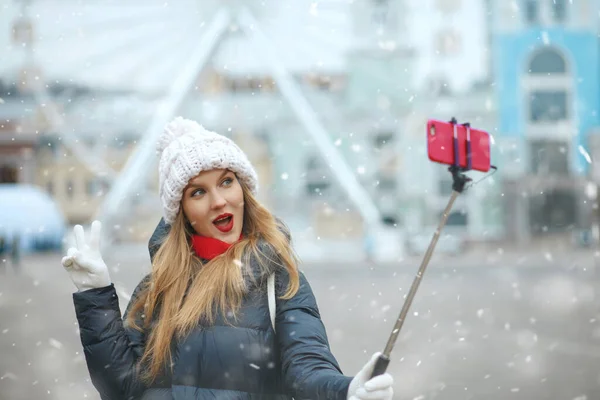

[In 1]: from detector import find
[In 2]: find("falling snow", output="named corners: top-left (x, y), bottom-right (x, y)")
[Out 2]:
top-left (0, 0), bottom-right (598, 399)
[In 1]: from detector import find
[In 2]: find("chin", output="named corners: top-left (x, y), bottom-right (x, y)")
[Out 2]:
top-left (219, 229), bottom-right (239, 244)
top-left (225, 237), bottom-right (237, 245)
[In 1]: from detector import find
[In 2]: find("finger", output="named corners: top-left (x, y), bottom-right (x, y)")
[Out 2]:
top-left (71, 251), bottom-right (87, 270)
top-left (355, 387), bottom-right (393, 400)
top-left (364, 373), bottom-right (393, 391)
top-left (89, 220), bottom-right (102, 251)
top-left (74, 225), bottom-right (86, 249)
top-left (62, 255), bottom-right (82, 270)
top-left (68, 251), bottom-right (85, 269)
top-left (61, 256), bottom-right (73, 268)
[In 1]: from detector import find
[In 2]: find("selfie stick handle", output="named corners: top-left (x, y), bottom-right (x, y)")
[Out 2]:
top-left (371, 118), bottom-right (472, 379)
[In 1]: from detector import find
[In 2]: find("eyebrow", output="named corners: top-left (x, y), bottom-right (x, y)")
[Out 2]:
top-left (185, 170), bottom-right (230, 191)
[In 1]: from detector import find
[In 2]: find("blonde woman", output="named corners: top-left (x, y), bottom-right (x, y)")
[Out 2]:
top-left (62, 118), bottom-right (394, 399)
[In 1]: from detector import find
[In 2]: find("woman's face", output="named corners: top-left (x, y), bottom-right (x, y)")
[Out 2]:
top-left (181, 169), bottom-right (244, 244)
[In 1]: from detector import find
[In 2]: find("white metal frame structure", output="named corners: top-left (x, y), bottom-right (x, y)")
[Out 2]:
top-left (33, 89), bottom-right (118, 181)
top-left (94, 7), bottom-right (231, 226)
top-left (93, 6), bottom-right (385, 238)
top-left (237, 8), bottom-right (382, 227)
top-left (13, 0), bottom-right (118, 182)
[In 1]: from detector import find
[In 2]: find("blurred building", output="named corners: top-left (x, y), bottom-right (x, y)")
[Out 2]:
top-left (0, 11), bottom-right (39, 186)
top-left (33, 94), bottom-right (160, 225)
top-left (491, 0), bottom-right (599, 244)
top-left (0, 92), bottom-right (37, 186)
top-left (1, 3), bottom-right (159, 230)
top-left (0, 11), bottom-right (46, 190)
top-left (1, 0), bottom-right (503, 252)
top-left (401, 0), bottom-right (502, 247)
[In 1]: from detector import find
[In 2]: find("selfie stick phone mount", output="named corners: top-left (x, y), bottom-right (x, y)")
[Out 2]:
top-left (370, 117), bottom-right (474, 378)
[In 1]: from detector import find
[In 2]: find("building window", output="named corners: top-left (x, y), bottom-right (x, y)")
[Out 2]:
top-left (87, 179), bottom-right (103, 196)
top-left (523, 0), bottom-right (539, 24)
top-left (42, 136), bottom-right (60, 159)
top-left (372, 0), bottom-right (390, 28)
top-left (529, 189), bottom-right (577, 234)
top-left (579, 0), bottom-right (590, 23)
top-left (225, 77), bottom-right (275, 93)
top-left (435, 29), bottom-right (462, 57)
top-left (112, 134), bottom-right (136, 149)
top-left (196, 68), bottom-right (224, 94)
top-left (428, 76), bottom-right (452, 96)
top-left (305, 155), bottom-right (331, 196)
top-left (12, 17), bottom-right (33, 45)
top-left (306, 182), bottom-right (330, 195)
top-left (529, 139), bottom-right (569, 175)
top-left (439, 210), bottom-right (468, 226)
top-left (372, 131), bottom-right (394, 150)
top-left (377, 176), bottom-right (396, 190)
top-left (302, 74), bottom-right (345, 92)
top-left (371, 129), bottom-right (397, 187)
top-left (529, 91), bottom-right (568, 122)
top-left (528, 48), bottom-right (567, 74)
top-left (438, 175), bottom-right (454, 196)
top-left (551, 0), bottom-right (567, 23)
top-left (0, 165), bottom-right (17, 183)
top-left (381, 216), bottom-right (398, 226)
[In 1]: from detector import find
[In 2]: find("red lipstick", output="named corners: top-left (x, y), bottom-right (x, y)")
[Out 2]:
top-left (213, 213), bottom-right (234, 233)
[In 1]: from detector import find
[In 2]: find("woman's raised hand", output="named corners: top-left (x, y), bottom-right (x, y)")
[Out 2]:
top-left (61, 220), bottom-right (112, 292)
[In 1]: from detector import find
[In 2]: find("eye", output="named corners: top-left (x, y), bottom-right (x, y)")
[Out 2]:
top-left (222, 177), bottom-right (233, 186)
top-left (191, 188), bottom-right (205, 197)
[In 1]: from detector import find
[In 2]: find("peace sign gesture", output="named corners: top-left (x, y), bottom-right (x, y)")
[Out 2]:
top-left (61, 220), bottom-right (112, 292)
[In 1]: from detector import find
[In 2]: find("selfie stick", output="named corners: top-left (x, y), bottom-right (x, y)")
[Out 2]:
top-left (370, 117), bottom-right (473, 378)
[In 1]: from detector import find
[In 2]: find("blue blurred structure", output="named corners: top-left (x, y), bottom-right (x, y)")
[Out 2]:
top-left (0, 184), bottom-right (66, 252)
top-left (491, 0), bottom-right (599, 243)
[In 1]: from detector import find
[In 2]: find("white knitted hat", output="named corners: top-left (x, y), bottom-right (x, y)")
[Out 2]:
top-left (157, 117), bottom-right (259, 225)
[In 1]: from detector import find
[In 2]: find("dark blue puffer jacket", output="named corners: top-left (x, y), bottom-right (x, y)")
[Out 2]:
top-left (73, 218), bottom-right (353, 399)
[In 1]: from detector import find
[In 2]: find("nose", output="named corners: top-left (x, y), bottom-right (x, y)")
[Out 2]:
top-left (209, 191), bottom-right (227, 210)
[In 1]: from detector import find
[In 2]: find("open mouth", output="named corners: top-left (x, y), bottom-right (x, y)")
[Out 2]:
top-left (213, 214), bottom-right (234, 233)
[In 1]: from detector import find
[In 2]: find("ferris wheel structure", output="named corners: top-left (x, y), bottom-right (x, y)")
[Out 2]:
top-left (6, 0), bottom-right (393, 241)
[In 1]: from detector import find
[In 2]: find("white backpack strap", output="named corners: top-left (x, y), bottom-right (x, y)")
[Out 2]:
top-left (267, 273), bottom-right (276, 332)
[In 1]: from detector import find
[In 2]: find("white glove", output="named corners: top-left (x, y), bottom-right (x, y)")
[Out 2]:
top-left (347, 352), bottom-right (394, 400)
top-left (61, 220), bottom-right (111, 292)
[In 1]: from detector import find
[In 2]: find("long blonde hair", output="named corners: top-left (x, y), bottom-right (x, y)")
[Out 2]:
top-left (126, 181), bottom-right (300, 383)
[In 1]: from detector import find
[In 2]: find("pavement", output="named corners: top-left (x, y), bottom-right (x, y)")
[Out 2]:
top-left (1, 245), bottom-right (599, 399)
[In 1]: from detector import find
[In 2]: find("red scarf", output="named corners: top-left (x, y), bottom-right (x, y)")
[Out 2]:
top-left (191, 234), bottom-right (242, 260)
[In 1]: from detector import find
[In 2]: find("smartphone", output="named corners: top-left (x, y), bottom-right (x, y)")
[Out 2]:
top-left (426, 119), bottom-right (491, 173)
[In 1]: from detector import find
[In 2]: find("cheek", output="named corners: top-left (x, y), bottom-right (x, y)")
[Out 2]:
top-left (182, 199), bottom-right (209, 226)
top-left (232, 188), bottom-right (245, 208)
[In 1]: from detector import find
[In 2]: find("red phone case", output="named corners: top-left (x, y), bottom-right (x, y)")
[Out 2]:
top-left (426, 119), bottom-right (491, 173)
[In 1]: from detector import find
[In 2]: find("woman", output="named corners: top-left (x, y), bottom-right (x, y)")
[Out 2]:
top-left (62, 117), bottom-right (394, 399)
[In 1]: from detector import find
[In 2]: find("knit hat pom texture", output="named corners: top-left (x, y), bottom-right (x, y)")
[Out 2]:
top-left (156, 117), bottom-right (259, 224)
